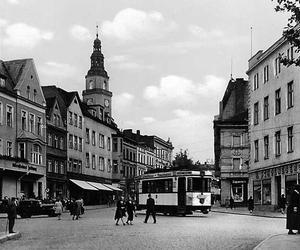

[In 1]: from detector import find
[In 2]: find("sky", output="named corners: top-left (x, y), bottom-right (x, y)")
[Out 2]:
top-left (0, 0), bottom-right (290, 163)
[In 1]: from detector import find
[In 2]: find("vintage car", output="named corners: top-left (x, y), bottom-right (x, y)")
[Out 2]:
top-left (17, 199), bottom-right (56, 218)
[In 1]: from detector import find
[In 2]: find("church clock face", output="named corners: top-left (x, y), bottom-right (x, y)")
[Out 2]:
top-left (104, 99), bottom-right (110, 107)
top-left (89, 80), bottom-right (95, 89)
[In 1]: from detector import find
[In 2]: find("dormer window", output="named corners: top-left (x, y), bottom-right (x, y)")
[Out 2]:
top-left (0, 78), bottom-right (5, 87)
top-left (27, 86), bottom-right (30, 99)
top-left (33, 89), bottom-right (37, 102)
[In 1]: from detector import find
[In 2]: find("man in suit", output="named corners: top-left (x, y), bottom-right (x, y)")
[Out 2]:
top-left (7, 197), bottom-right (17, 234)
top-left (286, 184), bottom-right (300, 234)
top-left (144, 194), bottom-right (156, 224)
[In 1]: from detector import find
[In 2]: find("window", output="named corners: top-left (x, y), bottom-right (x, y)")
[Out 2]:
top-left (113, 138), bottom-right (118, 152)
top-left (69, 111), bottom-right (73, 125)
top-left (287, 46), bottom-right (294, 61)
top-left (253, 181), bottom-right (261, 204)
top-left (6, 105), bottom-right (13, 127)
top-left (85, 153), bottom-right (90, 168)
top-left (0, 78), bottom-right (5, 87)
top-left (232, 135), bottom-right (241, 147)
top-left (275, 131), bottom-right (281, 156)
top-left (92, 155), bottom-right (96, 169)
top-left (288, 126), bottom-right (293, 153)
top-left (92, 131), bottom-right (96, 146)
top-left (187, 178), bottom-right (210, 192)
top-left (263, 96), bottom-right (269, 120)
top-left (275, 57), bottom-right (281, 75)
top-left (264, 136), bottom-right (269, 160)
top-left (113, 160), bottom-right (118, 173)
top-left (33, 89), bottom-right (37, 102)
top-left (74, 113), bottom-right (78, 127)
top-left (99, 134), bottom-right (104, 148)
top-left (262, 179), bottom-right (271, 205)
top-left (60, 162), bottom-right (64, 174)
top-left (27, 86), bottom-right (30, 99)
top-left (48, 134), bottom-right (52, 146)
top-left (254, 140), bottom-right (259, 162)
top-left (21, 111), bottom-right (27, 130)
top-left (107, 137), bottom-right (111, 151)
top-left (31, 144), bottom-right (42, 164)
top-left (47, 160), bottom-right (52, 172)
top-left (287, 81), bottom-right (294, 109)
top-left (86, 128), bottom-right (90, 144)
top-left (233, 158), bottom-right (241, 170)
top-left (79, 116), bottom-right (82, 129)
top-left (254, 73), bottom-right (259, 90)
top-left (79, 138), bottom-right (82, 152)
top-left (99, 109), bottom-right (103, 121)
top-left (6, 141), bottom-right (12, 157)
top-left (18, 143), bottom-right (25, 159)
top-left (107, 159), bottom-right (111, 172)
top-left (275, 88), bottom-right (281, 115)
top-left (37, 117), bottom-right (42, 135)
top-left (54, 135), bottom-right (58, 148)
top-left (59, 137), bottom-right (64, 150)
top-left (53, 161), bottom-right (58, 173)
top-left (0, 102), bottom-right (2, 124)
top-left (74, 136), bottom-right (78, 150)
top-left (78, 161), bottom-right (82, 173)
top-left (69, 134), bottom-right (73, 149)
top-left (29, 114), bottom-right (35, 133)
top-left (99, 157), bottom-right (104, 171)
top-left (254, 102), bottom-right (259, 125)
top-left (263, 65), bottom-right (269, 83)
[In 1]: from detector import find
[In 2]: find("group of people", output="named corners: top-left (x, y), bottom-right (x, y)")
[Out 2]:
top-left (67, 198), bottom-right (85, 220)
top-left (114, 194), bottom-right (156, 225)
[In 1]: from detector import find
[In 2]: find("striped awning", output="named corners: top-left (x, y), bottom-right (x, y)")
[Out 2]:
top-left (87, 181), bottom-right (112, 191)
top-left (103, 184), bottom-right (122, 192)
top-left (69, 179), bottom-right (98, 191)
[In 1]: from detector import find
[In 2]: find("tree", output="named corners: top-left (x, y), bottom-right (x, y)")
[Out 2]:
top-left (273, 0), bottom-right (300, 66)
top-left (172, 149), bottom-right (194, 169)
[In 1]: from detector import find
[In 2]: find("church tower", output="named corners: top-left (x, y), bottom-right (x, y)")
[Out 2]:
top-left (82, 27), bottom-right (112, 122)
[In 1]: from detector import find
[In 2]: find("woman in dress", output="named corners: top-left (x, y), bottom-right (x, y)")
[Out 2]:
top-left (114, 196), bottom-right (126, 226)
top-left (54, 198), bottom-right (63, 220)
top-left (126, 197), bottom-right (136, 225)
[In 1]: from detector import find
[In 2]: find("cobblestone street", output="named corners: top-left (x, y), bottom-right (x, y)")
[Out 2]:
top-left (0, 208), bottom-right (286, 250)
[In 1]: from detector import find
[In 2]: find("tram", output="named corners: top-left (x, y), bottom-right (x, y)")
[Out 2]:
top-left (135, 170), bottom-right (212, 215)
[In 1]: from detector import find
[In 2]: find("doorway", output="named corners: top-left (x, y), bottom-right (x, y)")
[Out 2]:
top-left (177, 177), bottom-right (186, 213)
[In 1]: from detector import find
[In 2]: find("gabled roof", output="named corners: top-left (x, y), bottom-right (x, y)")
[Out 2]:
top-left (3, 59), bottom-right (29, 88)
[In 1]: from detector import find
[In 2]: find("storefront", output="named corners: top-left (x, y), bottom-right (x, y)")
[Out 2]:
top-left (231, 180), bottom-right (247, 203)
top-left (249, 160), bottom-right (300, 209)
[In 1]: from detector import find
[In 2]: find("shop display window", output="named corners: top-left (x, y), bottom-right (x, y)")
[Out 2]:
top-left (262, 179), bottom-right (271, 205)
top-left (253, 180), bottom-right (261, 204)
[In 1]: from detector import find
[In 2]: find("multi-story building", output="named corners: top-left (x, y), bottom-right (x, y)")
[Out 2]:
top-left (247, 35), bottom-right (300, 209)
top-left (112, 132), bottom-right (124, 185)
top-left (45, 96), bottom-right (67, 199)
top-left (214, 78), bottom-right (249, 205)
top-left (0, 59), bottom-right (47, 199)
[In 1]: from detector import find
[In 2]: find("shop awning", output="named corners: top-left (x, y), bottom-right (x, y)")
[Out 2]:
top-left (69, 179), bottom-right (98, 191)
top-left (103, 184), bottom-right (122, 192)
top-left (87, 181), bottom-right (112, 191)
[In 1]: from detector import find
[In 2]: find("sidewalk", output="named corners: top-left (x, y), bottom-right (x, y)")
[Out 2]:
top-left (211, 205), bottom-right (286, 218)
top-left (254, 234), bottom-right (300, 250)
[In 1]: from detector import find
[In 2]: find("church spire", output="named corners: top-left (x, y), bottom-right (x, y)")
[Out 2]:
top-left (86, 26), bottom-right (108, 78)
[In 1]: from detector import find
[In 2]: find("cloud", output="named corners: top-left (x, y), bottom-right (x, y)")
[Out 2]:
top-left (114, 92), bottom-right (134, 108)
top-left (188, 25), bottom-right (224, 40)
top-left (142, 117), bottom-right (156, 123)
top-left (70, 25), bottom-right (92, 41)
top-left (2, 22), bottom-right (53, 49)
top-left (6, 0), bottom-right (20, 4)
top-left (108, 55), bottom-right (153, 70)
top-left (144, 75), bottom-right (226, 106)
top-left (102, 8), bottom-right (176, 42)
top-left (39, 62), bottom-right (76, 78)
top-left (0, 19), bottom-right (8, 28)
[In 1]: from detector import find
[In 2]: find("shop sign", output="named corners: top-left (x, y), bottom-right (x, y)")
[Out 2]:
top-left (232, 180), bottom-right (246, 184)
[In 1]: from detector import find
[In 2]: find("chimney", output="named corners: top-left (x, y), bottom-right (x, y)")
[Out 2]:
top-left (137, 130), bottom-right (140, 135)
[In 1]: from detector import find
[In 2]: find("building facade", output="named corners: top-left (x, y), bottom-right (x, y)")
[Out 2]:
top-left (247, 36), bottom-right (300, 209)
top-left (214, 78), bottom-right (249, 205)
top-left (45, 96), bottom-right (67, 199)
top-left (0, 59), bottom-right (47, 199)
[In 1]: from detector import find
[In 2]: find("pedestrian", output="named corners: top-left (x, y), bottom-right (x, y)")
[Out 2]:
top-left (54, 198), bottom-right (63, 220)
top-left (69, 198), bottom-right (77, 220)
top-left (286, 184), bottom-right (300, 235)
top-left (7, 197), bottom-right (17, 234)
top-left (144, 193), bottom-right (156, 224)
top-left (114, 196), bottom-right (126, 226)
top-left (229, 197), bottom-right (234, 210)
top-left (126, 197), bottom-right (136, 225)
top-left (75, 198), bottom-right (83, 220)
top-left (278, 194), bottom-right (286, 214)
top-left (248, 196), bottom-right (254, 214)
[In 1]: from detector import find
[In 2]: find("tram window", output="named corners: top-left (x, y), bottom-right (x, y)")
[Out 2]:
top-left (187, 178), bottom-right (211, 192)
top-left (141, 179), bottom-right (172, 193)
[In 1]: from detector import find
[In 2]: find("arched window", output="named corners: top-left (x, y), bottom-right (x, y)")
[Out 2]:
top-left (31, 144), bottom-right (42, 165)
top-left (27, 86), bottom-right (30, 99)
